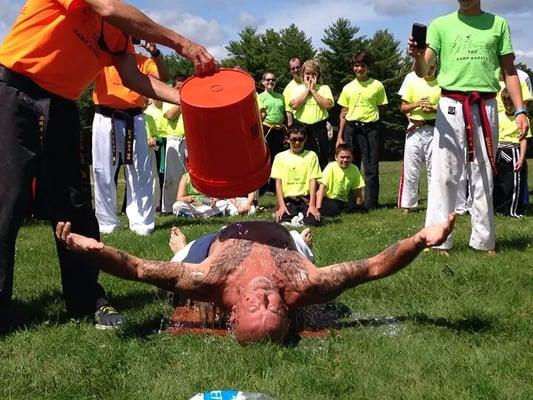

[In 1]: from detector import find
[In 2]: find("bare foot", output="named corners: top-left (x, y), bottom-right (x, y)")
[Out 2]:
top-left (486, 250), bottom-right (496, 257)
top-left (169, 227), bottom-right (187, 254)
top-left (301, 228), bottom-right (313, 248)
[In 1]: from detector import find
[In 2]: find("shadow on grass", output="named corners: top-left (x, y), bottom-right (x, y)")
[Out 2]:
top-left (496, 235), bottom-right (533, 251)
top-left (404, 313), bottom-right (494, 333)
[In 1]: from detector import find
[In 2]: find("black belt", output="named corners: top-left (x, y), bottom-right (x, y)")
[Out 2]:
top-left (94, 105), bottom-right (143, 165)
top-left (347, 120), bottom-right (378, 128)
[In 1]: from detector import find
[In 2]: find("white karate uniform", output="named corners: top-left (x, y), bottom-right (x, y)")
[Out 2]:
top-left (425, 97), bottom-right (498, 250)
top-left (92, 113), bottom-right (155, 235)
top-left (161, 136), bottom-right (187, 213)
top-left (398, 123), bottom-right (433, 209)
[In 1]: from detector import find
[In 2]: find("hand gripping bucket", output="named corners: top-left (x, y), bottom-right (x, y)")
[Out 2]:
top-left (179, 69), bottom-right (270, 197)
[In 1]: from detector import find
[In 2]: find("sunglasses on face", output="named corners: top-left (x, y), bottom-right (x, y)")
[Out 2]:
top-left (264, 78), bottom-right (276, 82)
top-left (290, 66), bottom-right (300, 71)
top-left (289, 137), bottom-right (304, 143)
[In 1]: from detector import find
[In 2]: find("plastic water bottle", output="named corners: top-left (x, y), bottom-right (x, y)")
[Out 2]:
top-left (189, 390), bottom-right (275, 400)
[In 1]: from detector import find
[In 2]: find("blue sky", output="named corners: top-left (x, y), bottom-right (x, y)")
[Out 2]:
top-left (1, 0), bottom-right (532, 66)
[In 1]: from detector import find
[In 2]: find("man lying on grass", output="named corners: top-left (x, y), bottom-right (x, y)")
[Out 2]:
top-left (55, 215), bottom-right (455, 344)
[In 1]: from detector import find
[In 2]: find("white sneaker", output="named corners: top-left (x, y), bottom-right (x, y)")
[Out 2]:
top-left (99, 225), bottom-right (119, 235)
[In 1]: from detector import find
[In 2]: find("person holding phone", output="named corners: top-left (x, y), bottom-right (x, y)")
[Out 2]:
top-left (0, 0), bottom-right (216, 331)
top-left (408, 0), bottom-right (529, 254)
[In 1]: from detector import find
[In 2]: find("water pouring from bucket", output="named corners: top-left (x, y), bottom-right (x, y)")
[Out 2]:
top-left (179, 69), bottom-right (271, 197)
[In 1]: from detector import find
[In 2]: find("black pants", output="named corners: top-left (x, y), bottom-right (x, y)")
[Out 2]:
top-left (300, 119), bottom-right (329, 169)
top-left (344, 121), bottom-right (380, 209)
top-left (319, 197), bottom-right (360, 217)
top-left (0, 66), bottom-right (107, 316)
top-left (494, 145), bottom-right (527, 217)
top-left (279, 197), bottom-right (321, 226)
top-left (261, 124), bottom-right (287, 193)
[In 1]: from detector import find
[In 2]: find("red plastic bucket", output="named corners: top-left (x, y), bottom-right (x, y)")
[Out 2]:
top-left (179, 68), bottom-right (270, 197)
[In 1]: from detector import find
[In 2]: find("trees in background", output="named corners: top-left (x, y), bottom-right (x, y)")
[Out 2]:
top-left (77, 21), bottom-right (530, 160)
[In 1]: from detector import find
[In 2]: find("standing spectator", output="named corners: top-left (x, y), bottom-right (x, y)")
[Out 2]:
top-left (143, 101), bottom-right (161, 210)
top-left (161, 75), bottom-right (188, 214)
top-left (286, 59), bottom-right (334, 169)
top-left (409, 0), bottom-right (529, 253)
top-left (92, 42), bottom-right (168, 236)
top-left (397, 61), bottom-right (440, 213)
top-left (316, 144), bottom-right (365, 217)
top-left (271, 125), bottom-right (322, 226)
top-left (493, 88), bottom-right (531, 218)
top-left (282, 57), bottom-right (302, 127)
top-left (0, 0), bottom-right (215, 329)
top-left (337, 51), bottom-right (388, 210)
top-left (259, 71), bottom-right (286, 193)
top-left (144, 99), bottom-right (166, 209)
top-left (517, 68), bottom-right (532, 96)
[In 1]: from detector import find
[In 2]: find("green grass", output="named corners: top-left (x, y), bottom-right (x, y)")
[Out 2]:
top-left (2, 161), bottom-right (532, 400)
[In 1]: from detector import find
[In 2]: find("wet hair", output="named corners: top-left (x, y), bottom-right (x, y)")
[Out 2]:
top-left (352, 51), bottom-right (372, 67)
top-left (287, 123), bottom-right (308, 138)
top-left (335, 143), bottom-right (353, 156)
top-left (300, 59), bottom-right (321, 80)
top-left (233, 317), bottom-right (289, 345)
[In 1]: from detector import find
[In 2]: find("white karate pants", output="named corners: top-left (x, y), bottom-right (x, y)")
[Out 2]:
top-left (161, 136), bottom-right (187, 213)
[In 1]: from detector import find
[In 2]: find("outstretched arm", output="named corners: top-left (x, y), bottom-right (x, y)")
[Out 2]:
top-left (308, 214), bottom-right (455, 303)
top-left (55, 222), bottom-right (217, 300)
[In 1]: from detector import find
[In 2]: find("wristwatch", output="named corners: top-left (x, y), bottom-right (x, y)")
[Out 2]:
top-left (151, 49), bottom-right (161, 58)
top-left (514, 107), bottom-right (528, 117)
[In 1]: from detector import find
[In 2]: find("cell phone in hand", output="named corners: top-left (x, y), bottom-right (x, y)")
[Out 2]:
top-left (412, 23), bottom-right (427, 49)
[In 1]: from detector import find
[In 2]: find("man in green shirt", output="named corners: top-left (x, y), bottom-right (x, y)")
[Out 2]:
top-left (408, 0), bottom-right (529, 253)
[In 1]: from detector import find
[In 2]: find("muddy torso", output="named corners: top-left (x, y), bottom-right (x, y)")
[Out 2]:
top-left (202, 221), bottom-right (318, 308)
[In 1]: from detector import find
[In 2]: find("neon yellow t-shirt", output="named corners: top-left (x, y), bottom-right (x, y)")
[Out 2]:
top-left (143, 113), bottom-right (158, 140)
top-left (162, 102), bottom-right (185, 138)
top-left (428, 12), bottom-right (513, 93)
top-left (282, 79), bottom-right (300, 113)
top-left (338, 78), bottom-right (388, 123)
top-left (498, 112), bottom-right (531, 144)
top-left (496, 80), bottom-right (532, 114)
top-left (270, 149), bottom-right (322, 197)
top-left (402, 76), bottom-right (441, 121)
top-left (144, 103), bottom-right (166, 138)
top-left (319, 161), bottom-right (365, 202)
top-left (286, 82), bottom-right (334, 124)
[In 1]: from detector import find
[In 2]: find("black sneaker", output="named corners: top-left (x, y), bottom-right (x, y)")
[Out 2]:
top-left (94, 305), bottom-right (123, 330)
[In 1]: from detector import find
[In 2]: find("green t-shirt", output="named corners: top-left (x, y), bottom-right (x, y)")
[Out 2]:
top-left (402, 76), bottom-right (441, 121)
top-left (338, 77), bottom-right (388, 123)
top-left (259, 91), bottom-right (285, 126)
top-left (428, 11), bottom-right (513, 93)
top-left (270, 149), bottom-right (322, 197)
top-left (286, 82), bottom-right (334, 124)
top-left (319, 161), bottom-right (365, 202)
top-left (162, 102), bottom-right (185, 138)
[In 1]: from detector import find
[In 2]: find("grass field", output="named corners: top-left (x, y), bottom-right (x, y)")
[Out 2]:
top-left (1, 161), bottom-right (532, 400)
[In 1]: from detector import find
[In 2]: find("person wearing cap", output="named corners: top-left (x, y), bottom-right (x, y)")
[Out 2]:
top-left (0, 0), bottom-right (216, 330)
top-left (408, 0), bottom-right (529, 254)
top-left (92, 41), bottom-right (168, 236)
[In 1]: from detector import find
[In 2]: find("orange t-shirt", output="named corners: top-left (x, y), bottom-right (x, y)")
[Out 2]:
top-left (0, 0), bottom-right (130, 100)
top-left (92, 54), bottom-right (159, 109)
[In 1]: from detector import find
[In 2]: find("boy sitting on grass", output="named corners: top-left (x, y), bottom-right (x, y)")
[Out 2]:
top-left (271, 124), bottom-right (322, 226)
top-left (316, 144), bottom-right (365, 217)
